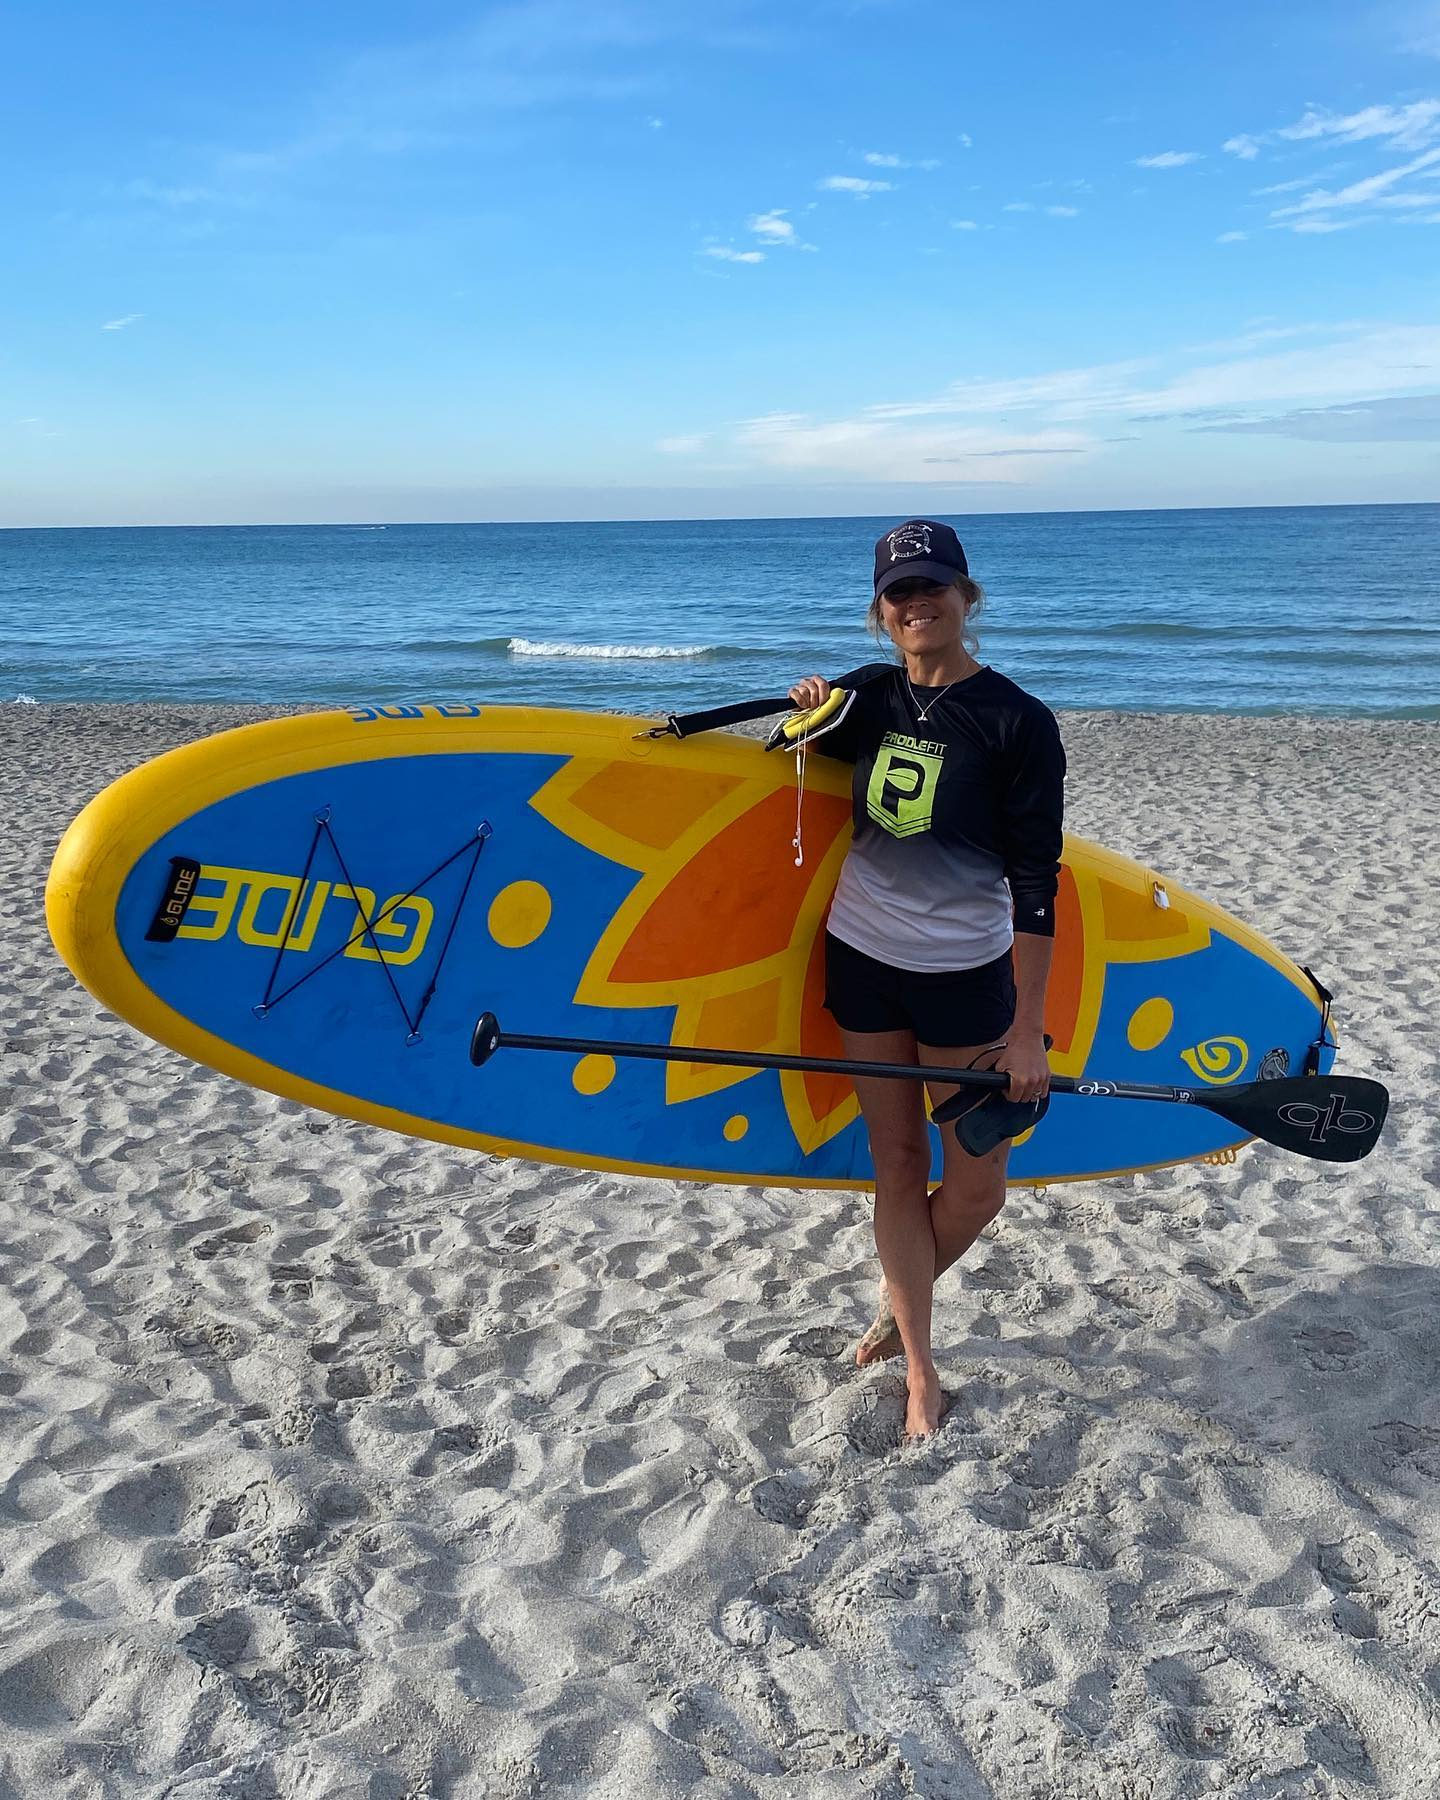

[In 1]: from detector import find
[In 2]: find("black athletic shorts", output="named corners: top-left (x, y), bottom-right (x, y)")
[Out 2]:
top-left (823, 932), bottom-right (1016, 1047)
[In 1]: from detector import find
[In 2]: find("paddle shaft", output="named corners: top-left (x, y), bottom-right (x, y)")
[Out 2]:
top-left (471, 1015), bottom-right (1388, 1161)
top-left (479, 1022), bottom-right (1199, 1104)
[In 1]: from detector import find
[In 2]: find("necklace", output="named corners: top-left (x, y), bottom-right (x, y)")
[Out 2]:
top-left (907, 673), bottom-right (958, 724)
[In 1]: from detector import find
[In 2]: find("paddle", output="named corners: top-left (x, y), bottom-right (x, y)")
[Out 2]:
top-left (468, 1013), bottom-right (1389, 1164)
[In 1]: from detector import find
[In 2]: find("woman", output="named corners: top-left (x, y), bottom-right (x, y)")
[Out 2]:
top-left (789, 519), bottom-right (1065, 1439)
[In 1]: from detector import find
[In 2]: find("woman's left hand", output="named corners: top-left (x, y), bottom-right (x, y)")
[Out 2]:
top-left (994, 1029), bottom-right (1050, 1104)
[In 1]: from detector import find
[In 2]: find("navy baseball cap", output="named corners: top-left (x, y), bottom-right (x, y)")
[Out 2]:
top-left (873, 519), bottom-right (969, 599)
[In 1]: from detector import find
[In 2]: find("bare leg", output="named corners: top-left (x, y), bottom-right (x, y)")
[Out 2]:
top-left (855, 1038), bottom-right (1011, 1366)
top-left (840, 1029), bottom-right (947, 1437)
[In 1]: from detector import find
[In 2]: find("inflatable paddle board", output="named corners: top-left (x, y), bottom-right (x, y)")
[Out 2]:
top-left (46, 703), bottom-right (1335, 1189)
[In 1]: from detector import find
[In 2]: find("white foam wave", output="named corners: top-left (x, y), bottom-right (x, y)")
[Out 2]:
top-left (507, 638), bottom-right (712, 660)
top-left (11, 693), bottom-right (37, 705)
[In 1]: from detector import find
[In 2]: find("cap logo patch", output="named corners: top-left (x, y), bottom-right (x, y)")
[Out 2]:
top-left (887, 523), bottom-right (932, 562)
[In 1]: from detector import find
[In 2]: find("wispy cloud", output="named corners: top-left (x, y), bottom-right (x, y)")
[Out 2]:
top-left (101, 314), bottom-right (143, 331)
top-left (1136, 150), bottom-right (1203, 168)
top-left (1220, 97), bottom-right (1440, 234)
top-left (124, 179), bottom-right (219, 207)
top-left (657, 434), bottom-right (707, 453)
top-left (1190, 394), bottom-right (1440, 441)
top-left (819, 175), bottom-right (892, 197)
top-left (703, 244), bottom-right (764, 263)
top-left (863, 151), bottom-right (940, 170)
top-left (951, 219), bottom-right (980, 230)
top-left (699, 322), bottom-right (1440, 481)
top-left (1269, 144), bottom-right (1440, 230)
top-left (1276, 100), bottom-right (1440, 151)
top-left (734, 411), bottom-right (1096, 482)
top-left (1225, 98), bottom-right (1440, 164)
top-left (1217, 230), bottom-right (1248, 243)
top-left (212, 1), bottom-right (703, 176)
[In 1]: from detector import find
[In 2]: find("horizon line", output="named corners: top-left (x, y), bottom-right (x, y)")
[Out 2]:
top-left (3, 497), bottom-right (1436, 532)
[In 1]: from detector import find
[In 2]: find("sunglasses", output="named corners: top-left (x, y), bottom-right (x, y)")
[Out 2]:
top-left (881, 580), bottom-right (952, 602)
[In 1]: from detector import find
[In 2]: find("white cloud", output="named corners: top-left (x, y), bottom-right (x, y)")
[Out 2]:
top-left (704, 245), bottom-right (764, 263)
top-left (1217, 230), bottom-right (1248, 242)
top-left (101, 314), bottom-right (143, 331)
top-left (211, 2), bottom-right (684, 176)
top-left (657, 434), bottom-right (706, 454)
top-left (749, 209), bottom-right (794, 243)
top-left (856, 323), bottom-right (1440, 426)
top-left (647, 116), bottom-right (664, 129)
top-left (1254, 175), bottom-right (1320, 195)
top-left (1002, 201), bottom-right (1034, 213)
top-left (125, 179), bottom-right (217, 206)
top-left (1136, 151), bottom-right (1203, 168)
top-left (1226, 98), bottom-right (1440, 167)
top-left (863, 151), bottom-right (939, 170)
top-left (1269, 144), bottom-right (1440, 229)
top-left (959, 133), bottom-right (973, 148)
top-left (734, 411), bottom-right (1096, 482)
top-left (951, 218), bottom-right (979, 230)
top-left (819, 175), bottom-right (892, 196)
top-left (1277, 100), bottom-right (1440, 151)
top-left (1193, 395), bottom-right (1440, 441)
top-left (1045, 204), bottom-right (1080, 217)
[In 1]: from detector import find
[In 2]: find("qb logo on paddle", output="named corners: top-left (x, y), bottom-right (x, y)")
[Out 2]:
top-left (1276, 1090), bottom-right (1379, 1146)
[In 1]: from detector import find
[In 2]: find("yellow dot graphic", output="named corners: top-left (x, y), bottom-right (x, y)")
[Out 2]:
top-left (488, 880), bottom-right (552, 949)
top-left (723, 1114), bottom-right (749, 1142)
top-left (1127, 996), bottom-right (1174, 1053)
top-left (573, 1054), bottom-right (616, 1096)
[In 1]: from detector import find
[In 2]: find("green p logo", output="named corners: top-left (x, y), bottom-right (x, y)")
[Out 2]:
top-left (867, 741), bottom-right (943, 838)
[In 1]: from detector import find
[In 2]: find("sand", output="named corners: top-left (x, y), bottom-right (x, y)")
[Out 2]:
top-left (1, 700), bottom-right (1437, 1800)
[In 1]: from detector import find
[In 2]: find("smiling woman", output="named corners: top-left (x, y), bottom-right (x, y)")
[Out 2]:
top-left (788, 518), bottom-right (1066, 1439)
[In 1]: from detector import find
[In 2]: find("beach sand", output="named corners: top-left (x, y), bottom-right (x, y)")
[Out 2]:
top-left (2, 701), bottom-right (1437, 1800)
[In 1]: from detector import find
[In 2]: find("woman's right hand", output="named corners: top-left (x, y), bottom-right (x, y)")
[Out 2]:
top-left (788, 674), bottom-right (832, 711)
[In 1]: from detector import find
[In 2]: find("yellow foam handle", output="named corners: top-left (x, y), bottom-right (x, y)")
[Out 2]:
top-left (782, 687), bottom-right (847, 742)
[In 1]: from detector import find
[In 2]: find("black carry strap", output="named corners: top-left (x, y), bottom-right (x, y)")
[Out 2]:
top-left (939, 1033), bottom-right (1055, 1157)
top-left (640, 662), bottom-right (893, 740)
top-left (1301, 965), bottom-right (1336, 1076)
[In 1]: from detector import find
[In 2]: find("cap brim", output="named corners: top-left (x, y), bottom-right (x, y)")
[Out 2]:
top-left (875, 560), bottom-right (965, 598)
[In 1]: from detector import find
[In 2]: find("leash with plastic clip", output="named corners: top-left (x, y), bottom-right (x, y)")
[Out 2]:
top-left (769, 687), bottom-right (848, 870)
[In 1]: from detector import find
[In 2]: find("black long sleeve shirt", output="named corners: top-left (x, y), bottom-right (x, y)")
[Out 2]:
top-left (816, 663), bottom-right (1066, 972)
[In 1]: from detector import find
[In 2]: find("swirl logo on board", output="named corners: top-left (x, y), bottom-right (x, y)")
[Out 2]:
top-left (1179, 1036), bottom-right (1249, 1085)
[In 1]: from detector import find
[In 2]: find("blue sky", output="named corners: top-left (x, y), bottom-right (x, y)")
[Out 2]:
top-left (5, 0), bottom-right (1439, 524)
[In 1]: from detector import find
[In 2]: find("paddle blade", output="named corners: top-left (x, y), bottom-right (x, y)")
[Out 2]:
top-left (1202, 1075), bottom-right (1390, 1163)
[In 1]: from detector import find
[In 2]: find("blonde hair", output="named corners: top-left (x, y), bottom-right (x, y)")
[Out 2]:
top-left (868, 576), bottom-right (985, 659)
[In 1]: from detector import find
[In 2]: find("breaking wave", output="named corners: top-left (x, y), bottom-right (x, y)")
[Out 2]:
top-left (506, 638), bottom-right (721, 660)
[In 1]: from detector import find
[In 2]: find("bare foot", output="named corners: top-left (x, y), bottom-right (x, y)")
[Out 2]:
top-left (904, 1369), bottom-right (948, 1440)
top-left (854, 1284), bottom-right (903, 1366)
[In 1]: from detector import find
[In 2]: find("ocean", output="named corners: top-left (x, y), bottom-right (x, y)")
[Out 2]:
top-left (3, 505), bottom-right (1437, 718)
